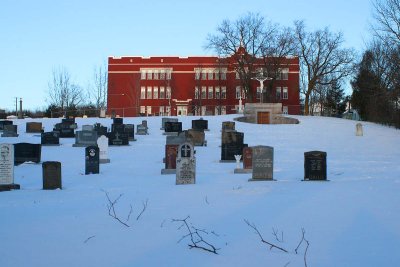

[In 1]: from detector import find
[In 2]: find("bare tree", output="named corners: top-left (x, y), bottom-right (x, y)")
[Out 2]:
top-left (294, 21), bottom-right (355, 115)
top-left (89, 63), bottom-right (108, 115)
top-left (206, 12), bottom-right (274, 102)
top-left (372, 0), bottom-right (400, 45)
top-left (47, 66), bottom-right (84, 115)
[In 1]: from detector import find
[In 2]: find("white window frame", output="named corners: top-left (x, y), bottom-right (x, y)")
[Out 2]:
top-left (221, 106), bottom-right (226, 115)
top-left (283, 106), bottom-right (288, 115)
top-left (195, 69), bottom-right (201, 80)
top-left (215, 86), bottom-right (220, 99)
top-left (160, 86), bottom-right (165, 99)
top-left (276, 87), bottom-right (281, 100)
top-left (201, 71), bottom-right (207, 80)
top-left (147, 70), bottom-right (152, 80)
top-left (201, 86), bottom-right (207, 99)
top-left (221, 86), bottom-right (226, 99)
top-left (195, 86), bottom-right (199, 99)
top-left (166, 70), bottom-right (171, 80)
top-left (208, 86), bottom-right (213, 99)
top-left (147, 87), bottom-right (152, 99)
top-left (140, 106), bottom-right (145, 114)
top-left (159, 106), bottom-right (164, 116)
top-left (153, 70), bottom-right (159, 80)
top-left (283, 87), bottom-right (288, 99)
top-left (256, 87), bottom-right (261, 99)
top-left (153, 86), bottom-right (158, 99)
top-left (166, 86), bottom-right (171, 99)
top-left (160, 70), bottom-right (166, 80)
top-left (208, 70), bottom-right (213, 80)
top-left (141, 70), bottom-right (146, 80)
top-left (146, 106), bottom-right (152, 115)
top-left (140, 86), bottom-right (146, 99)
top-left (235, 86), bottom-right (241, 99)
top-left (221, 69), bottom-right (227, 80)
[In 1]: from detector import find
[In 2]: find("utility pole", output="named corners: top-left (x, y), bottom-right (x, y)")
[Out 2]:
top-left (15, 97), bottom-right (18, 116)
top-left (18, 98), bottom-right (23, 119)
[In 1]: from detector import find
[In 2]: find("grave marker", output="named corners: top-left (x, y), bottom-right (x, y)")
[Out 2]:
top-left (249, 146), bottom-right (274, 181)
top-left (42, 161), bottom-right (62, 190)
top-left (304, 151), bottom-right (327, 181)
top-left (85, 146), bottom-right (99, 175)
top-left (176, 142), bottom-right (196, 185)
top-left (0, 144), bottom-right (20, 191)
top-left (26, 122), bottom-right (43, 133)
top-left (97, 135), bottom-right (110, 164)
top-left (41, 132), bottom-right (60, 146)
top-left (14, 143), bottom-right (41, 165)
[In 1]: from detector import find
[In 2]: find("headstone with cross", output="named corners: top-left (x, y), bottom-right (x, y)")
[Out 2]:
top-left (176, 142), bottom-right (196, 185)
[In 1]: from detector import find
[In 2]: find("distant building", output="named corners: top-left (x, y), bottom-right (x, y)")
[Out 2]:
top-left (107, 49), bottom-right (300, 117)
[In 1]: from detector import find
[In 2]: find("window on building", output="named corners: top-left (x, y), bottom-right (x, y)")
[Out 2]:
top-left (195, 87), bottom-right (199, 99)
top-left (160, 70), bottom-right (166, 80)
top-left (236, 71), bottom-right (240, 79)
top-left (146, 106), bottom-right (152, 115)
top-left (235, 86), bottom-right (241, 99)
top-left (221, 70), bottom-right (226, 80)
top-left (201, 71), bottom-right (207, 80)
top-left (141, 70), bottom-right (146, 80)
top-left (256, 87), bottom-right (261, 99)
top-left (166, 86), bottom-right (171, 99)
top-left (221, 86), bottom-right (226, 99)
top-left (215, 71), bottom-right (220, 80)
top-left (195, 69), bottom-right (201, 80)
top-left (214, 106), bottom-right (220, 115)
top-left (208, 86), bottom-right (213, 99)
top-left (208, 71), bottom-right (213, 80)
top-left (153, 86), bottom-right (158, 99)
top-left (140, 106), bottom-right (145, 114)
top-left (276, 87), bottom-right (281, 100)
top-left (160, 86), bottom-right (165, 99)
top-left (283, 87), bottom-right (288, 99)
top-left (278, 68), bottom-right (289, 80)
top-left (201, 106), bottom-right (206, 116)
top-left (166, 106), bottom-right (171, 116)
top-left (215, 86), bottom-right (220, 99)
top-left (159, 106), bottom-right (164, 116)
top-left (147, 87), bottom-right (152, 99)
top-left (166, 70), bottom-right (171, 80)
top-left (147, 70), bottom-right (152, 80)
top-left (283, 106), bottom-right (288, 115)
top-left (140, 86), bottom-right (146, 99)
top-left (153, 70), bottom-right (159, 80)
top-left (201, 86), bottom-right (207, 99)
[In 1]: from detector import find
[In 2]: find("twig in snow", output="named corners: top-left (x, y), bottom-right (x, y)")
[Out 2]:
top-left (244, 219), bottom-right (288, 253)
top-left (103, 190), bottom-right (130, 227)
top-left (84, 235), bottom-right (96, 244)
top-left (172, 216), bottom-right (220, 254)
top-left (136, 199), bottom-right (148, 221)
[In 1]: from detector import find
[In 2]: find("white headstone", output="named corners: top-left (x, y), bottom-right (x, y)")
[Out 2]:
top-left (176, 142), bottom-right (196, 185)
top-left (356, 123), bottom-right (363, 136)
top-left (234, 155), bottom-right (242, 169)
top-left (97, 135), bottom-right (110, 164)
top-left (0, 144), bottom-right (14, 185)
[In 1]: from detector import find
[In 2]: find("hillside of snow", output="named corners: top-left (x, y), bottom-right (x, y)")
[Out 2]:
top-left (0, 115), bottom-right (399, 267)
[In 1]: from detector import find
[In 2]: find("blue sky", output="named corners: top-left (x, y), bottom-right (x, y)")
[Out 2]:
top-left (0, 0), bottom-right (372, 111)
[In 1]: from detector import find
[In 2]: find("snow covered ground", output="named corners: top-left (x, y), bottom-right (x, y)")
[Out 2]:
top-left (0, 115), bottom-right (399, 267)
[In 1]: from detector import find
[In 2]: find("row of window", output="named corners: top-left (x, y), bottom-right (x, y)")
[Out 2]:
top-left (254, 86), bottom-right (289, 100)
top-left (194, 86), bottom-right (227, 100)
top-left (195, 68), bottom-right (227, 80)
top-left (139, 105), bottom-right (228, 116)
top-left (140, 69), bottom-right (172, 80)
top-left (140, 86), bottom-right (171, 99)
top-left (236, 68), bottom-right (289, 80)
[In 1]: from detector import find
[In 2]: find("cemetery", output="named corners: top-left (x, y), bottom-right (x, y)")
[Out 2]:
top-left (0, 115), bottom-right (399, 267)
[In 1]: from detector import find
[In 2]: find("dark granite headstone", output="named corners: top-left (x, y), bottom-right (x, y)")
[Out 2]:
top-left (192, 119), bottom-right (208, 131)
top-left (141, 120), bottom-right (148, 128)
top-left (42, 161), bottom-right (62, 190)
top-left (113, 118), bottom-right (123, 125)
top-left (26, 122), bottom-right (43, 133)
top-left (1, 125), bottom-right (18, 137)
top-left (53, 123), bottom-right (75, 138)
top-left (94, 123), bottom-right (108, 137)
top-left (0, 120), bottom-right (13, 131)
top-left (85, 146), bottom-right (99, 175)
top-left (304, 151), bottom-right (327, 181)
top-left (107, 132), bottom-right (129, 146)
top-left (0, 144), bottom-right (20, 191)
top-left (111, 123), bottom-right (125, 134)
top-left (220, 130), bottom-right (245, 161)
top-left (41, 132), bottom-right (60, 146)
top-left (164, 121), bottom-right (182, 133)
top-left (124, 124), bottom-right (135, 141)
top-left (14, 143), bottom-right (41, 165)
top-left (161, 118), bottom-right (178, 130)
top-left (249, 146), bottom-right (274, 181)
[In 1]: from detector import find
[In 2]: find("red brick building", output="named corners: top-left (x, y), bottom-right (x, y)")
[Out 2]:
top-left (107, 51), bottom-right (300, 117)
